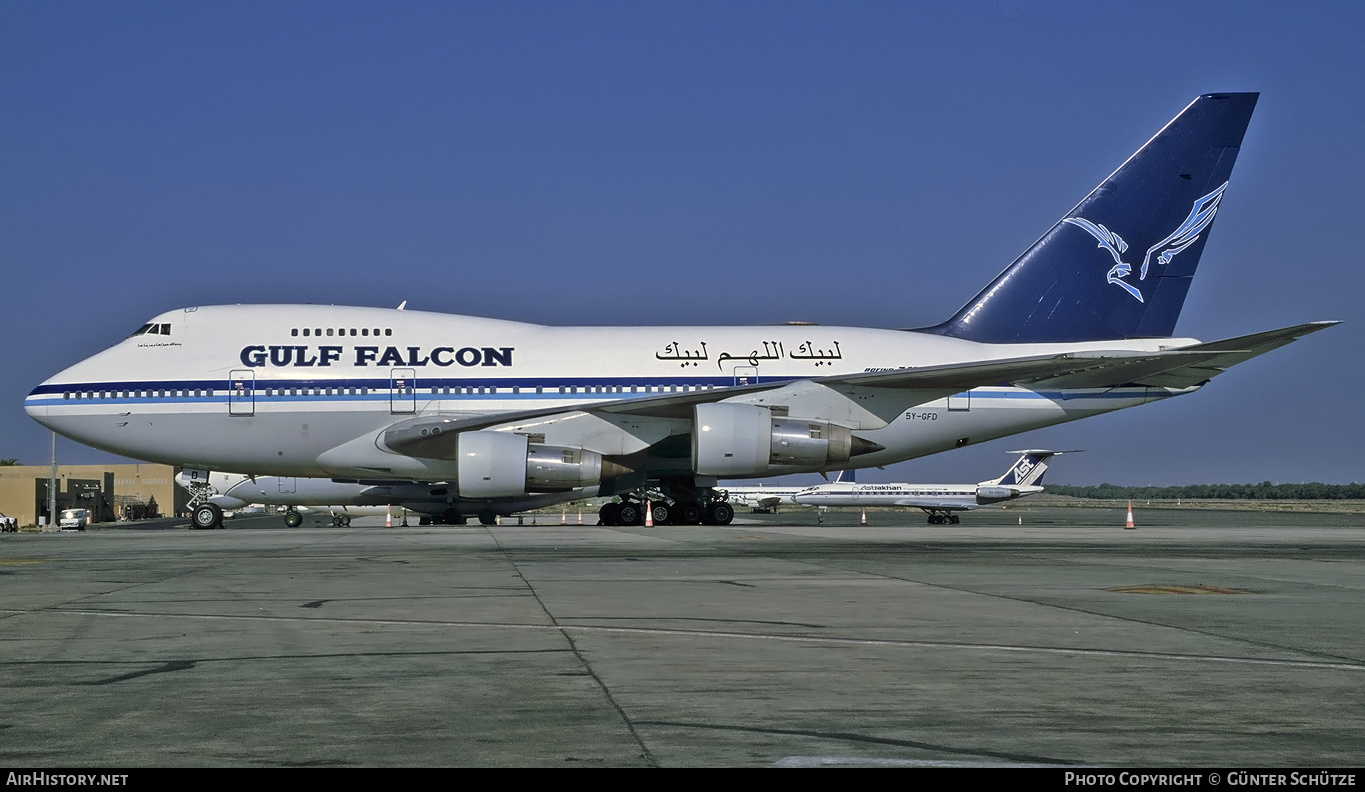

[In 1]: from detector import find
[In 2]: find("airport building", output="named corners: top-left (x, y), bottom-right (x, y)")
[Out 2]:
top-left (0, 464), bottom-right (186, 528)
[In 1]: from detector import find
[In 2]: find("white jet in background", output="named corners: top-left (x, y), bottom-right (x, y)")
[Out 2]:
top-left (793, 450), bottom-right (1070, 524)
top-left (175, 469), bottom-right (572, 528)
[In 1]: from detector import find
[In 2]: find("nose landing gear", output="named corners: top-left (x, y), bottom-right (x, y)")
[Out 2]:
top-left (191, 503), bottom-right (223, 530)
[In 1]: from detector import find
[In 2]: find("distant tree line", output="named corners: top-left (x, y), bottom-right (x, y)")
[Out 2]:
top-left (1049, 482), bottom-right (1365, 500)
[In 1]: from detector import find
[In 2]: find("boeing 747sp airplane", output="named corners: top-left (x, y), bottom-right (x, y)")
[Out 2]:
top-left (26, 93), bottom-right (1335, 527)
top-left (792, 450), bottom-right (1067, 524)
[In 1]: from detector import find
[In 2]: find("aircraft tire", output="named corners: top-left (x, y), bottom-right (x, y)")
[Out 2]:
top-left (675, 501), bottom-right (702, 525)
top-left (342, 515), bottom-right (352, 526)
top-left (598, 502), bottom-right (620, 526)
top-left (706, 502), bottom-right (735, 526)
top-left (616, 502), bottom-right (642, 526)
top-left (284, 511), bottom-right (303, 528)
top-left (649, 502), bottom-right (671, 526)
top-left (192, 503), bottom-right (222, 530)
top-left (478, 509), bottom-right (497, 526)
top-left (949, 515), bottom-right (959, 524)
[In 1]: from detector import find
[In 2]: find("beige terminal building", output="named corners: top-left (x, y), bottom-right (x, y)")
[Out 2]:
top-left (0, 463), bottom-right (186, 528)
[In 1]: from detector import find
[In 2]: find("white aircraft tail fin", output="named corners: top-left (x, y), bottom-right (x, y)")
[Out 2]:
top-left (984, 450), bottom-right (1078, 487)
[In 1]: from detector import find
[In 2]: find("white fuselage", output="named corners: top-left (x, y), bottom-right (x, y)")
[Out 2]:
top-left (792, 481), bottom-right (1043, 510)
top-left (720, 485), bottom-right (809, 510)
top-left (26, 304), bottom-right (1198, 483)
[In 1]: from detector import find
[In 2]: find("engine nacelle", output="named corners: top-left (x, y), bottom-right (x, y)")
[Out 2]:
top-left (692, 403), bottom-right (854, 476)
top-left (975, 486), bottom-right (1015, 503)
top-left (457, 432), bottom-right (606, 498)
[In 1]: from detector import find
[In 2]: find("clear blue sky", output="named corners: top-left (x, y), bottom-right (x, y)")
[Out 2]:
top-left (3, 1), bottom-right (1360, 486)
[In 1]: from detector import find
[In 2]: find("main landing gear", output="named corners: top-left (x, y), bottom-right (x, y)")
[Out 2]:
top-left (924, 510), bottom-right (960, 525)
top-left (597, 478), bottom-right (734, 526)
top-left (418, 512), bottom-right (469, 526)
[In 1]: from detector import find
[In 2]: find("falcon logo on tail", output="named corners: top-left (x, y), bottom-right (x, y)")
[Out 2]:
top-left (1064, 182), bottom-right (1229, 303)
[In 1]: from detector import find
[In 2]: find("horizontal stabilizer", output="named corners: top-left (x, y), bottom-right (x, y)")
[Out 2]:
top-left (1120, 321), bottom-right (1339, 389)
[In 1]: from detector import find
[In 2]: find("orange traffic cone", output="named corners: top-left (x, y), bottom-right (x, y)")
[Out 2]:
top-left (860, 509), bottom-right (867, 525)
top-left (1125, 501), bottom-right (1135, 529)
top-left (561, 509), bottom-right (566, 525)
top-left (385, 506), bottom-right (392, 528)
top-left (645, 501), bottom-right (654, 527)
top-left (577, 509), bottom-right (583, 526)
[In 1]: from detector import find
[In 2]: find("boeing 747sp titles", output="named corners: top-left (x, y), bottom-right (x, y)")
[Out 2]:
top-left (26, 93), bottom-right (1335, 527)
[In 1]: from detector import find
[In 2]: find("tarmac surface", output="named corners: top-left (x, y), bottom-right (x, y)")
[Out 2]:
top-left (2, 504), bottom-right (1363, 767)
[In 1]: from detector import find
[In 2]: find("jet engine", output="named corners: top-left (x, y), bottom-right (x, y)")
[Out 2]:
top-left (691, 403), bottom-right (857, 476)
top-left (975, 486), bottom-right (1015, 503)
top-left (457, 431), bottom-right (620, 498)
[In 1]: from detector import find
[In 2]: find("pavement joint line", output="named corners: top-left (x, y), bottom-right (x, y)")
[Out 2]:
top-left (13, 606), bottom-right (1365, 672)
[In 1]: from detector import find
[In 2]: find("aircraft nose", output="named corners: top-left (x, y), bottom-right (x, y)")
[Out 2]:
top-left (25, 378), bottom-right (59, 428)
top-left (25, 355), bottom-right (105, 437)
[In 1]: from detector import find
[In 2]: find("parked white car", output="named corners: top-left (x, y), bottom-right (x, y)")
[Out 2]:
top-left (59, 509), bottom-right (87, 531)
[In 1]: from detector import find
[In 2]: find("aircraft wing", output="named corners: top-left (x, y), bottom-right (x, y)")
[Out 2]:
top-left (383, 379), bottom-right (793, 454)
top-left (386, 350), bottom-right (1182, 451)
top-left (812, 350), bottom-right (1213, 390)
top-left (384, 322), bottom-right (1337, 457)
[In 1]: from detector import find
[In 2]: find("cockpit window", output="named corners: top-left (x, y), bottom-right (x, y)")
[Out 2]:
top-left (130, 322), bottom-right (172, 337)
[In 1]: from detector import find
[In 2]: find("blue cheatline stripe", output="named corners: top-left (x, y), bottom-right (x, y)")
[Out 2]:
top-left (25, 379), bottom-right (1168, 409)
top-left (27, 375), bottom-right (754, 397)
